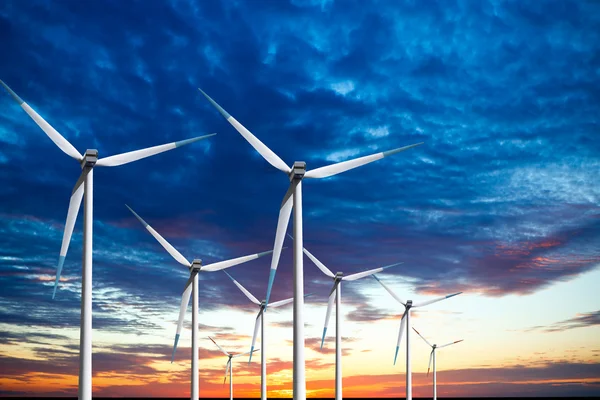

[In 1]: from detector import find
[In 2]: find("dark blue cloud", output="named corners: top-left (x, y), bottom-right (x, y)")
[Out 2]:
top-left (0, 0), bottom-right (599, 394)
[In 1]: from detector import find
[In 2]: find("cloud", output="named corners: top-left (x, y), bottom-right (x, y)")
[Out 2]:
top-left (525, 310), bottom-right (600, 333)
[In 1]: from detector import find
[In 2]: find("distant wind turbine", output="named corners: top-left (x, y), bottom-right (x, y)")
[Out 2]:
top-left (372, 274), bottom-right (462, 400)
top-left (0, 79), bottom-right (215, 400)
top-left (198, 88), bottom-right (423, 399)
top-left (126, 205), bottom-right (273, 400)
top-left (209, 336), bottom-right (259, 400)
top-left (413, 327), bottom-right (463, 400)
top-left (223, 270), bottom-right (310, 400)
top-left (295, 234), bottom-right (403, 400)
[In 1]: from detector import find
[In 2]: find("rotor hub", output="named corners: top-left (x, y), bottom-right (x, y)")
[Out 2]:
top-left (406, 299), bottom-right (413, 309)
top-left (81, 149), bottom-right (98, 168)
top-left (334, 271), bottom-right (344, 282)
top-left (290, 161), bottom-right (306, 181)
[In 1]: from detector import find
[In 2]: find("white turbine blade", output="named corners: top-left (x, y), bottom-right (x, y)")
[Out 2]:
top-left (269, 293), bottom-right (312, 309)
top-left (413, 292), bottom-right (463, 308)
top-left (342, 261), bottom-right (403, 282)
top-left (269, 296), bottom-right (294, 308)
top-left (125, 205), bottom-right (191, 267)
top-left (412, 327), bottom-right (433, 347)
top-left (438, 339), bottom-right (464, 349)
top-left (201, 249), bottom-right (274, 272)
top-left (289, 234), bottom-right (335, 278)
top-left (1, 80), bottom-right (83, 161)
top-left (223, 270), bottom-right (260, 305)
top-left (427, 349), bottom-right (434, 376)
top-left (223, 359), bottom-right (231, 385)
top-left (95, 133), bottom-right (216, 167)
top-left (52, 170), bottom-right (86, 299)
top-left (198, 89), bottom-right (290, 173)
top-left (321, 282), bottom-right (338, 349)
top-left (372, 274), bottom-right (406, 306)
top-left (304, 142), bottom-right (424, 179)
top-left (265, 183), bottom-right (295, 306)
top-left (171, 273), bottom-right (195, 363)
top-left (393, 310), bottom-right (407, 365)
top-left (209, 336), bottom-right (230, 356)
top-left (249, 309), bottom-right (262, 364)
top-left (234, 348), bottom-right (259, 358)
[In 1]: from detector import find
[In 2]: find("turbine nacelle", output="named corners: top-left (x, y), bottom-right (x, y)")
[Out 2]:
top-left (334, 272), bottom-right (344, 282)
top-left (406, 299), bottom-right (413, 309)
top-left (191, 259), bottom-right (203, 271)
top-left (289, 161), bottom-right (306, 180)
top-left (81, 149), bottom-right (98, 168)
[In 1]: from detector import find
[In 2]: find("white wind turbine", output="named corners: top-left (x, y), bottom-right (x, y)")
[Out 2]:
top-left (413, 327), bottom-right (463, 400)
top-left (209, 336), bottom-right (260, 400)
top-left (0, 79), bottom-right (214, 400)
top-left (223, 270), bottom-right (310, 400)
top-left (372, 274), bottom-right (461, 400)
top-left (295, 234), bottom-right (403, 400)
top-left (198, 88), bottom-right (423, 399)
top-left (126, 205), bottom-right (273, 400)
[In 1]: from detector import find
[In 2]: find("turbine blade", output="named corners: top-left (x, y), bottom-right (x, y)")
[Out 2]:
top-left (125, 205), bottom-right (191, 267)
top-left (438, 339), bottom-right (464, 349)
top-left (224, 359), bottom-right (230, 384)
top-left (321, 282), bottom-right (337, 349)
top-left (427, 349), bottom-right (433, 376)
top-left (304, 142), bottom-right (424, 179)
top-left (198, 89), bottom-right (290, 173)
top-left (209, 336), bottom-right (229, 356)
top-left (223, 270), bottom-right (260, 305)
top-left (342, 262), bottom-right (403, 281)
top-left (413, 292), bottom-right (463, 308)
top-left (393, 310), bottom-right (407, 366)
top-left (290, 234), bottom-right (335, 278)
top-left (53, 170), bottom-right (86, 299)
top-left (201, 249), bottom-right (274, 272)
top-left (171, 272), bottom-right (195, 363)
top-left (235, 348), bottom-right (259, 358)
top-left (372, 274), bottom-right (406, 306)
top-left (265, 183), bottom-right (295, 306)
top-left (96, 133), bottom-right (216, 167)
top-left (268, 296), bottom-right (294, 308)
top-left (249, 309), bottom-right (262, 364)
top-left (412, 327), bottom-right (433, 347)
top-left (1, 80), bottom-right (82, 161)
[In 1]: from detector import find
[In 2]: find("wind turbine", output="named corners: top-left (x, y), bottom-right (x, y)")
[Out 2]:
top-left (223, 270), bottom-right (311, 400)
top-left (209, 337), bottom-right (259, 400)
top-left (372, 274), bottom-right (461, 400)
top-left (126, 205), bottom-right (273, 400)
top-left (294, 234), bottom-right (403, 400)
top-left (413, 327), bottom-right (463, 400)
top-left (198, 88), bottom-right (423, 399)
top-left (0, 79), bottom-right (215, 400)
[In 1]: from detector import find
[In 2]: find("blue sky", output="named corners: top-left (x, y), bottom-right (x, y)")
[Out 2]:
top-left (0, 0), bottom-right (599, 397)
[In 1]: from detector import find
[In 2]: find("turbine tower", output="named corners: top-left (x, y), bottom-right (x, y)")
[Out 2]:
top-left (198, 88), bottom-right (423, 399)
top-left (223, 271), bottom-right (310, 400)
top-left (372, 274), bottom-right (461, 400)
top-left (413, 328), bottom-right (463, 400)
top-left (209, 337), bottom-right (259, 400)
top-left (295, 235), bottom-right (403, 400)
top-left (0, 79), bottom-right (215, 400)
top-left (126, 205), bottom-right (273, 400)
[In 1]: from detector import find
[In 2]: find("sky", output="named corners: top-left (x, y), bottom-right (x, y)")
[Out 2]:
top-left (0, 0), bottom-right (599, 397)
